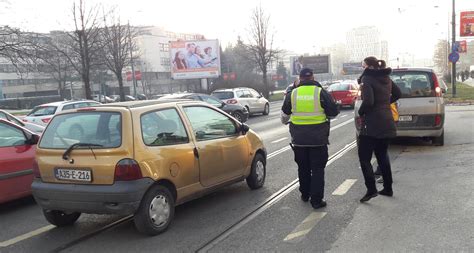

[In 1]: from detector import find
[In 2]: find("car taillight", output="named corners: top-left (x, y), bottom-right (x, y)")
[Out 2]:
top-left (432, 73), bottom-right (441, 97)
top-left (32, 159), bottom-right (41, 178)
top-left (435, 115), bottom-right (442, 126)
top-left (226, 99), bottom-right (238, 104)
top-left (22, 119), bottom-right (28, 122)
top-left (41, 118), bottom-right (51, 124)
top-left (114, 159), bottom-right (143, 181)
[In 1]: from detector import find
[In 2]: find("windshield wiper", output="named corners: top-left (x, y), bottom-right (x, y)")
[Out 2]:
top-left (62, 143), bottom-right (103, 161)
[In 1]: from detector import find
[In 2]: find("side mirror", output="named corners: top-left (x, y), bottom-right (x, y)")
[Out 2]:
top-left (240, 123), bottom-right (250, 135)
top-left (441, 88), bottom-right (447, 94)
top-left (196, 131), bottom-right (206, 140)
top-left (220, 102), bottom-right (226, 108)
top-left (26, 133), bottom-right (40, 145)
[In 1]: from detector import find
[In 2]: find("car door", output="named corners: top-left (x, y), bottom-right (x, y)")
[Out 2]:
top-left (0, 121), bottom-right (35, 203)
top-left (249, 88), bottom-right (265, 112)
top-left (182, 105), bottom-right (249, 187)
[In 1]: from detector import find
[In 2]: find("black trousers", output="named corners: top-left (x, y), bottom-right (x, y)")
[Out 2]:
top-left (358, 135), bottom-right (393, 193)
top-left (293, 145), bottom-right (328, 203)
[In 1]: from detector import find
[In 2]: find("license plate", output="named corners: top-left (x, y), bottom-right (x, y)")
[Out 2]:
top-left (399, 115), bottom-right (413, 122)
top-left (336, 100), bottom-right (342, 104)
top-left (55, 168), bottom-right (92, 182)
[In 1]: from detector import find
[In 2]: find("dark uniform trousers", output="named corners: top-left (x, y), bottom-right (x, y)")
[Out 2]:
top-left (358, 135), bottom-right (393, 193)
top-left (293, 145), bottom-right (329, 202)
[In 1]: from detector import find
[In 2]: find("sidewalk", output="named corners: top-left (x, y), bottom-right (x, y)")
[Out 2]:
top-left (464, 78), bottom-right (474, 87)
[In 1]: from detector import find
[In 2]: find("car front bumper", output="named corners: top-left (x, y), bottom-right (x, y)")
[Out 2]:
top-left (32, 178), bottom-right (154, 215)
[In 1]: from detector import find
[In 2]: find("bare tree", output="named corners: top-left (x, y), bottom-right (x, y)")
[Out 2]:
top-left (243, 6), bottom-right (281, 98)
top-left (102, 10), bottom-right (138, 101)
top-left (0, 26), bottom-right (35, 76)
top-left (433, 39), bottom-right (449, 76)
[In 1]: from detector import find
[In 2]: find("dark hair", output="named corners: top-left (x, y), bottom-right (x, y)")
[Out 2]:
top-left (364, 56), bottom-right (386, 69)
top-left (174, 51), bottom-right (187, 70)
top-left (204, 47), bottom-right (212, 54)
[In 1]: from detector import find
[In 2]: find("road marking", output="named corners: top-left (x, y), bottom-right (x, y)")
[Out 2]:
top-left (332, 179), bottom-right (358, 196)
top-left (371, 157), bottom-right (376, 165)
top-left (271, 137), bottom-right (288, 144)
top-left (284, 212), bottom-right (327, 241)
top-left (341, 114), bottom-right (348, 118)
top-left (0, 225), bottom-right (55, 248)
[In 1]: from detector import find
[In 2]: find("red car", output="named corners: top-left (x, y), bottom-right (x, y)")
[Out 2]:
top-left (0, 119), bottom-right (40, 204)
top-left (327, 81), bottom-right (360, 108)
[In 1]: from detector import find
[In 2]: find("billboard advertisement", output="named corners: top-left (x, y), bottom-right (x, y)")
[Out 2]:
top-left (460, 11), bottom-right (474, 37)
top-left (454, 41), bottom-right (467, 53)
top-left (170, 39), bottom-right (221, 79)
top-left (342, 62), bottom-right (364, 75)
top-left (290, 55), bottom-right (330, 76)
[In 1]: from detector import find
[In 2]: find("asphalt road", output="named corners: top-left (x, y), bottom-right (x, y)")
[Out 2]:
top-left (1, 102), bottom-right (473, 252)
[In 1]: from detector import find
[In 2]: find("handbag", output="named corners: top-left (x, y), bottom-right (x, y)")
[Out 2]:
top-left (391, 103), bottom-right (399, 122)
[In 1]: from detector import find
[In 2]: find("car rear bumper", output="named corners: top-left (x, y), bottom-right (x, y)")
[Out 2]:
top-left (32, 178), bottom-right (154, 215)
top-left (396, 128), bottom-right (443, 137)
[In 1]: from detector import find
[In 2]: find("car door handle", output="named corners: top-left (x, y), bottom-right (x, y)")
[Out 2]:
top-left (193, 148), bottom-right (199, 158)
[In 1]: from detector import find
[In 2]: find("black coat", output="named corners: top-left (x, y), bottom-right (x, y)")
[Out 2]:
top-left (358, 68), bottom-right (401, 139)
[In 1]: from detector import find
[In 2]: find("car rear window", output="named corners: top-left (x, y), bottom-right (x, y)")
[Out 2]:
top-left (328, 83), bottom-right (350, 92)
top-left (39, 112), bottom-right (121, 149)
top-left (28, 106), bottom-right (57, 116)
top-left (391, 71), bottom-right (434, 98)
top-left (212, 91), bottom-right (234, 100)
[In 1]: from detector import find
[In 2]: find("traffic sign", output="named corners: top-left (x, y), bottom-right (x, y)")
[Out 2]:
top-left (448, 52), bottom-right (460, 63)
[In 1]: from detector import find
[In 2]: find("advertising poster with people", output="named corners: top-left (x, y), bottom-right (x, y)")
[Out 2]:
top-left (290, 55), bottom-right (330, 76)
top-left (169, 39), bottom-right (221, 79)
top-left (460, 11), bottom-right (474, 37)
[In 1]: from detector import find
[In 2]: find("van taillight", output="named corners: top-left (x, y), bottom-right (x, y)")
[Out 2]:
top-left (432, 73), bottom-right (441, 97)
top-left (435, 115), bottom-right (442, 126)
top-left (41, 118), bottom-right (51, 124)
top-left (32, 159), bottom-right (41, 178)
top-left (114, 159), bottom-right (142, 181)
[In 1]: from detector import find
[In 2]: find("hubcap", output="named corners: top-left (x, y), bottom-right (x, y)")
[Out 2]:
top-left (149, 195), bottom-right (170, 227)
top-left (235, 114), bottom-right (242, 122)
top-left (256, 160), bottom-right (265, 182)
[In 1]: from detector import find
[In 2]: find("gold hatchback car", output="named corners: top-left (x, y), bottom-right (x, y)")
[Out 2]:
top-left (32, 100), bottom-right (266, 235)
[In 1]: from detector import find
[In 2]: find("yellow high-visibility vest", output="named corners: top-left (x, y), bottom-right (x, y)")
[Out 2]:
top-left (290, 85), bottom-right (327, 125)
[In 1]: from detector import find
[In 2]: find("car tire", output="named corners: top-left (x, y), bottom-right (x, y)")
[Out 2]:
top-left (134, 185), bottom-right (175, 236)
top-left (432, 130), bottom-right (444, 146)
top-left (43, 209), bottom-right (81, 227)
top-left (245, 106), bottom-right (251, 116)
top-left (246, 153), bottom-right (266, 190)
top-left (263, 103), bottom-right (270, 115)
top-left (233, 111), bottom-right (244, 123)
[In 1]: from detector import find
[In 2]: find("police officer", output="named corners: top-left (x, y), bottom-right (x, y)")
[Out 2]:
top-left (281, 68), bottom-right (339, 209)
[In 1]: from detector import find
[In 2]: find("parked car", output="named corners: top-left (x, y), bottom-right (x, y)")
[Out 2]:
top-left (32, 100), bottom-right (266, 235)
top-left (92, 95), bottom-right (115, 103)
top-left (0, 119), bottom-right (40, 204)
top-left (23, 100), bottom-right (101, 127)
top-left (212, 87), bottom-right (270, 116)
top-left (110, 95), bottom-right (137, 102)
top-left (160, 93), bottom-right (249, 122)
top-left (327, 81), bottom-right (359, 108)
top-left (0, 109), bottom-right (44, 133)
top-left (355, 68), bottom-right (445, 145)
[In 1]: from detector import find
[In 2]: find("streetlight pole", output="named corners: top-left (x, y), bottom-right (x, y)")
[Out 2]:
top-left (451, 0), bottom-right (457, 97)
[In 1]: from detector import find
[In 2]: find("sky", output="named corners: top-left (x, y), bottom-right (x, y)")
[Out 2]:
top-left (1, 0), bottom-right (473, 61)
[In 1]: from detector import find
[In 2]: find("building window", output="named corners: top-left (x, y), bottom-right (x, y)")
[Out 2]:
top-left (160, 57), bottom-right (170, 66)
top-left (159, 43), bottom-right (169, 52)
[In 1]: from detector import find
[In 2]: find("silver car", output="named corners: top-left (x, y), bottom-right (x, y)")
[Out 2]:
top-left (0, 109), bottom-right (45, 133)
top-left (355, 68), bottom-right (445, 145)
top-left (212, 87), bottom-right (270, 116)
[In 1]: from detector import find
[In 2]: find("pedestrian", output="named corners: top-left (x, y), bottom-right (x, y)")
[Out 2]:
top-left (357, 56), bottom-right (401, 202)
top-left (281, 68), bottom-right (339, 209)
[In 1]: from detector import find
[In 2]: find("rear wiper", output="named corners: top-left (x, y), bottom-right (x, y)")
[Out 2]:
top-left (62, 143), bottom-right (103, 161)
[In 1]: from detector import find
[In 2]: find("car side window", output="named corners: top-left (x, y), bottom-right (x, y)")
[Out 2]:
top-left (236, 90), bottom-right (245, 98)
top-left (141, 108), bottom-right (189, 146)
top-left (200, 95), bottom-right (223, 107)
top-left (183, 106), bottom-right (237, 141)
top-left (0, 123), bottom-right (27, 147)
top-left (74, 103), bottom-right (89, 109)
top-left (249, 89), bottom-right (260, 98)
top-left (62, 104), bottom-right (75, 110)
top-left (0, 112), bottom-right (7, 120)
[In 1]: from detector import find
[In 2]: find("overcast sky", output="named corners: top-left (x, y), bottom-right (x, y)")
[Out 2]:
top-left (1, 0), bottom-right (473, 60)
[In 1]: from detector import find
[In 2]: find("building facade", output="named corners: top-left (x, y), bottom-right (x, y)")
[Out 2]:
top-left (346, 26), bottom-right (389, 62)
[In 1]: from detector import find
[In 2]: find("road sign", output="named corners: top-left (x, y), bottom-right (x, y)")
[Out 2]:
top-left (448, 52), bottom-right (460, 63)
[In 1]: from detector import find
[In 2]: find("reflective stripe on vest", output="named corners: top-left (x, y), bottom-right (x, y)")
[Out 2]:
top-left (290, 86), bottom-right (327, 125)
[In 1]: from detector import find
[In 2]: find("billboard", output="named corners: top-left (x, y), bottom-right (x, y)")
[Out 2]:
top-left (460, 11), bottom-right (474, 37)
top-left (170, 39), bottom-right (221, 79)
top-left (454, 41), bottom-right (467, 53)
top-left (290, 55), bottom-right (330, 76)
top-left (342, 62), bottom-right (364, 75)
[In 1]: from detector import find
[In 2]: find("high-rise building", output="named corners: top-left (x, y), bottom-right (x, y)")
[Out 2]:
top-left (346, 26), bottom-right (388, 62)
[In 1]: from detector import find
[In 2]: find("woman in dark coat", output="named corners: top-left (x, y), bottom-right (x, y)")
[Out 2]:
top-left (358, 56), bottom-right (401, 202)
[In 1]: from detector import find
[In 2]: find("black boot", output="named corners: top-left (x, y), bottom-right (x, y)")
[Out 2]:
top-left (360, 191), bottom-right (378, 202)
top-left (378, 188), bottom-right (393, 197)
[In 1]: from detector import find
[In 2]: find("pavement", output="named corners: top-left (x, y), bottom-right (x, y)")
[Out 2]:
top-left (0, 102), bottom-right (473, 252)
top-left (464, 78), bottom-right (474, 87)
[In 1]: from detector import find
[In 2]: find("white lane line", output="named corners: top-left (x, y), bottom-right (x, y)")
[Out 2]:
top-left (0, 225), bottom-right (55, 248)
top-left (341, 114), bottom-right (348, 118)
top-left (332, 179), bottom-right (358, 196)
top-left (271, 137), bottom-right (288, 144)
top-left (284, 212), bottom-right (327, 241)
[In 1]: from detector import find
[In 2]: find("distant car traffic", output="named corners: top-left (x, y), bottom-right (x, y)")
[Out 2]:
top-left (110, 95), bottom-right (137, 102)
top-left (212, 87), bottom-right (270, 116)
top-left (355, 68), bottom-right (445, 145)
top-left (92, 94), bottom-right (115, 103)
top-left (327, 81), bottom-right (360, 108)
top-left (23, 100), bottom-right (101, 127)
top-left (32, 100), bottom-right (266, 235)
top-left (160, 93), bottom-right (249, 122)
top-left (0, 119), bottom-right (40, 204)
top-left (0, 109), bottom-right (44, 133)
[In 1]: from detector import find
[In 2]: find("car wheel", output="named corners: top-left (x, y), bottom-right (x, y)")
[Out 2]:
top-left (246, 153), bottom-right (266, 190)
top-left (43, 209), bottom-right (81, 227)
top-left (432, 130), bottom-right (444, 146)
top-left (233, 111), bottom-right (244, 122)
top-left (263, 103), bottom-right (270, 115)
top-left (134, 185), bottom-right (175, 236)
top-left (245, 106), bottom-right (251, 116)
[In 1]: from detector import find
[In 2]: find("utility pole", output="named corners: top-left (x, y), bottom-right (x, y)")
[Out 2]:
top-left (451, 0), bottom-right (457, 97)
top-left (128, 22), bottom-right (138, 98)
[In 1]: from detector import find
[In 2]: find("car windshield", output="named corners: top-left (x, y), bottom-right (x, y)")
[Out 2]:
top-left (391, 71), bottom-right (434, 98)
top-left (212, 91), bottom-right (234, 100)
top-left (27, 106), bottom-right (57, 116)
top-left (328, 83), bottom-right (350, 92)
top-left (39, 112), bottom-right (121, 149)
